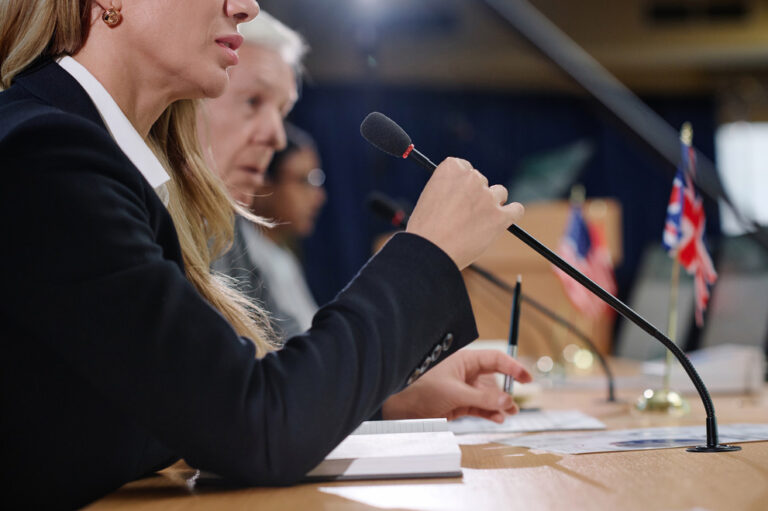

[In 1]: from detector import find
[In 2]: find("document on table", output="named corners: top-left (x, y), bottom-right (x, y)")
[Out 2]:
top-left (353, 418), bottom-right (448, 434)
top-left (447, 410), bottom-right (606, 434)
top-left (500, 423), bottom-right (768, 454)
top-left (306, 419), bottom-right (461, 480)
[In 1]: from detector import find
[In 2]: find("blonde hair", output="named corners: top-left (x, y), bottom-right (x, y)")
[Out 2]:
top-left (0, 0), bottom-right (276, 356)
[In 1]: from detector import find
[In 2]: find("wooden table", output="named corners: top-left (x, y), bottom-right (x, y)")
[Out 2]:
top-left (87, 366), bottom-right (768, 511)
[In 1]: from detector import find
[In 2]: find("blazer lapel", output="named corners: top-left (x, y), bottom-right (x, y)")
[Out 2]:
top-left (14, 59), bottom-right (106, 130)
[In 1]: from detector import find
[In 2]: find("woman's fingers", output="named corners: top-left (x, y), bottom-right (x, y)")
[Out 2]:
top-left (463, 349), bottom-right (533, 384)
top-left (502, 200), bottom-right (525, 225)
top-left (473, 168), bottom-right (489, 188)
top-left (489, 184), bottom-right (508, 205)
top-left (447, 379), bottom-right (518, 417)
top-left (406, 157), bottom-right (526, 270)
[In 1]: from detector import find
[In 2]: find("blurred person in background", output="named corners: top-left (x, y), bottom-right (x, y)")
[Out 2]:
top-left (198, 10), bottom-right (309, 338)
top-left (229, 123), bottom-right (325, 338)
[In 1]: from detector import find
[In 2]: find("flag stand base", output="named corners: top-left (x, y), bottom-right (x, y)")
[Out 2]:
top-left (634, 388), bottom-right (690, 416)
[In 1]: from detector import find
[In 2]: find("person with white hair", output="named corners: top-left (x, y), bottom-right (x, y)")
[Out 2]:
top-left (200, 11), bottom-right (533, 424)
top-left (201, 11), bottom-right (310, 338)
top-left (198, 11), bottom-right (306, 207)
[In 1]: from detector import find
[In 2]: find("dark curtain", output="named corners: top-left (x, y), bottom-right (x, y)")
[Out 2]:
top-left (288, 84), bottom-right (719, 344)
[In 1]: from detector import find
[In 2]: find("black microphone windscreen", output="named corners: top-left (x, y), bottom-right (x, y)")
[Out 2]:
top-left (360, 112), bottom-right (412, 157)
top-left (367, 192), bottom-right (399, 220)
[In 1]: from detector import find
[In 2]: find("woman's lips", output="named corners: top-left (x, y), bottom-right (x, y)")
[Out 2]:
top-left (215, 34), bottom-right (244, 66)
top-left (216, 43), bottom-right (239, 66)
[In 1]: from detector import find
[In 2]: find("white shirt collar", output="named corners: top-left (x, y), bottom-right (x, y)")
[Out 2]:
top-left (57, 56), bottom-right (170, 190)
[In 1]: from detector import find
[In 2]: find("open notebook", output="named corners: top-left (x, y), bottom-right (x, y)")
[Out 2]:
top-left (305, 419), bottom-right (462, 481)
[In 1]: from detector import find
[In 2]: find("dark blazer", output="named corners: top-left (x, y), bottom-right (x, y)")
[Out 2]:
top-left (0, 60), bottom-right (477, 509)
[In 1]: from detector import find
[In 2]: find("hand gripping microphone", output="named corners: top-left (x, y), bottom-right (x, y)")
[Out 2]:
top-left (361, 111), bottom-right (738, 452)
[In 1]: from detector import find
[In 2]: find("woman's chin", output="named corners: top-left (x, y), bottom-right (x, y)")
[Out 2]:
top-left (198, 72), bottom-right (230, 99)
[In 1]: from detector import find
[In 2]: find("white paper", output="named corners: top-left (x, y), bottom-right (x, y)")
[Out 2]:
top-left (501, 423), bottom-right (768, 454)
top-left (352, 418), bottom-right (448, 435)
top-left (305, 431), bottom-right (461, 480)
top-left (447, 410), bottom-right (606, 434)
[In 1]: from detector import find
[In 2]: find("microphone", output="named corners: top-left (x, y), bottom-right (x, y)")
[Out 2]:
top-left (367, 190), bottom-right (616, 403)
top-left (360, 112), bottom-right (438, 171)
top-left (367, 192), bottom-right (410, 228)
top-left (361, 112), bottom-right (738, 452)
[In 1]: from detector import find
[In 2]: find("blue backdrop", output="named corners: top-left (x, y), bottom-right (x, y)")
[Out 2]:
top-left (287, 84), bottom-right (719, 342)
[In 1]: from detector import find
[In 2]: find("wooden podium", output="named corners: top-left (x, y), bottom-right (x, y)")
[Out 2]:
top-left (464, 199), bottom-right (622, 356)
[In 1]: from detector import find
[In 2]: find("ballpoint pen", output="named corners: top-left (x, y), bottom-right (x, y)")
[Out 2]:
top-left (504, 275), bottom-right (522, 395)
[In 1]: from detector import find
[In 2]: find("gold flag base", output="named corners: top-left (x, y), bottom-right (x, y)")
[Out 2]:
top-left (634, 388), bottom-right (690, 415)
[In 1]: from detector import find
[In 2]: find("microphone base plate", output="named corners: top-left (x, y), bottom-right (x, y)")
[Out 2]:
top-left (686, 444), bottom-right (742, 453)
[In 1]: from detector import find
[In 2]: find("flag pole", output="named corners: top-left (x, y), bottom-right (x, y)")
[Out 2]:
top-left (635, 124), bottom-right (693, 415)
top-left (664, 259), bottom-right (681, 393)
top-left (560, 185), bottom-right (588, 379)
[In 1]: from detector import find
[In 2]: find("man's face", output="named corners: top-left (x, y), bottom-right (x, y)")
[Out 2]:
top-left (199, 43), bottom-right (298, 205)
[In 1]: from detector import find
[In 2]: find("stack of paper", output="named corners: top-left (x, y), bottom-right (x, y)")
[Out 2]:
top-left (305, 419), bottom-right (462, 481)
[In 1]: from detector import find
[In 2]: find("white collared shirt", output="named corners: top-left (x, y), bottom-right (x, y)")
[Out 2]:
top-left (57, 56), bottom-right (170, 203)
top-left (238, 219), bottom-right (318, 334)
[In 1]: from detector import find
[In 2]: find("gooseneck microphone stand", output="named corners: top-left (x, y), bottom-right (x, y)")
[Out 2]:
top-left (361, 112), bottom-right (739, 452)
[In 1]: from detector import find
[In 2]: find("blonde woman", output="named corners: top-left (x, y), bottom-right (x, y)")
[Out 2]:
top-left (0, 1), bottom-right (526, 508)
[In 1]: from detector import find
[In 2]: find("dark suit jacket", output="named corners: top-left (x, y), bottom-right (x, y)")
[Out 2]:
top-left (0, 60), bottom-right (477, 509)
top-left (212, 216), bottom-right (306, 340)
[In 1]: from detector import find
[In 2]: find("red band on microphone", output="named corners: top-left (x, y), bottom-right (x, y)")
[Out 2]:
top-left (402, 144), bottom-right (414, 159)
top-left (392, 211), bottom-right (405, 227)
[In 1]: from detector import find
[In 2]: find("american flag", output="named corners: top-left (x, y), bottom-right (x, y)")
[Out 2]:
top-left (555, 204), bottom-right (617, 318)
top-left (662, 135), bottom-right (717, 326)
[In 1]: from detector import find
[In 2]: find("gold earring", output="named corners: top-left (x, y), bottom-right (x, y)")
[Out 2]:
top-left (102, 7), bottom-right (122, 27)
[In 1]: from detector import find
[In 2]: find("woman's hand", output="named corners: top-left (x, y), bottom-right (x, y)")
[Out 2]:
top-left (406, 158), bottom-right (524, 270)
top-left (382, 349), bottom-right (533, 423)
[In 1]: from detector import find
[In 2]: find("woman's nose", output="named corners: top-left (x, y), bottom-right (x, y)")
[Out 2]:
top-left (227, 0), bottom-right (260, 24)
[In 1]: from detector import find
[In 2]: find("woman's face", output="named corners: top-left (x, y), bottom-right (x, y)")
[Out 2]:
top-left (120, 0), bottom-right (260, 99)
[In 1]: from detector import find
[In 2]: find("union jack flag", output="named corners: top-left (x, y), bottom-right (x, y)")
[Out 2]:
top-left (555, 204), bottom-right (617, 318)
top-left (662, 133), bottom-right (717, 326)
